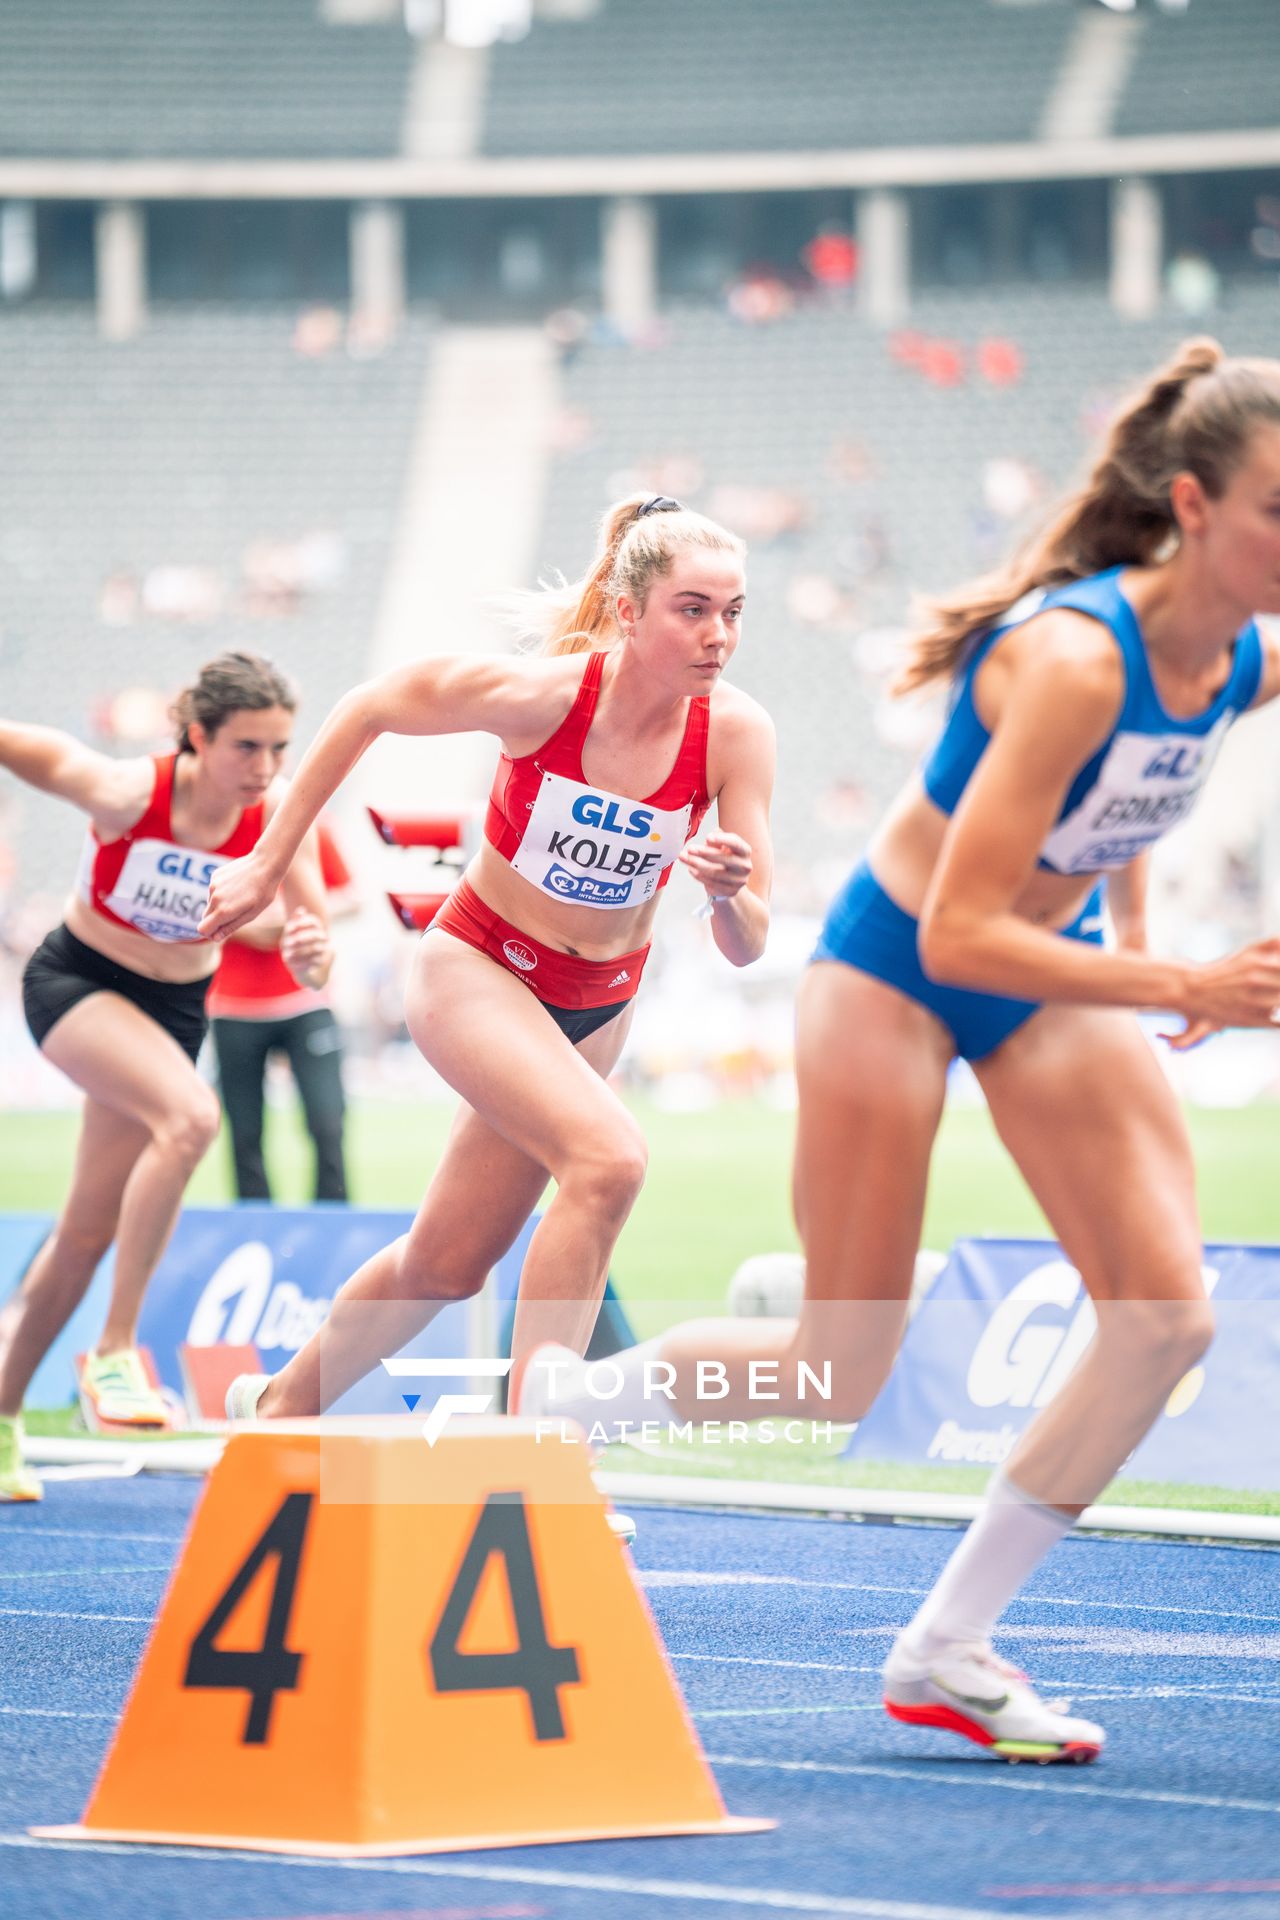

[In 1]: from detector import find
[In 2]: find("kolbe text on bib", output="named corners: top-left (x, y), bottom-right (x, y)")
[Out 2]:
top-left (510, 772), bottom-right (690, 910)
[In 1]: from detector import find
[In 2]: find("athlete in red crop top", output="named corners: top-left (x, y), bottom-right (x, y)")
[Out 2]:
top-left (202, 494), bottom-right (775, 1430)
top-left (0, 653), bottom-right (330, 1498)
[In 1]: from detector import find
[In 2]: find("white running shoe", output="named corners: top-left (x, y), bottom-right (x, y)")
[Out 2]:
top-left (883, 1636), bottom-right (1104, 1765)
top-left (513, 1343), bottom-right (636, 1547)
top-left (224, 1373), bottom-right (271, 1422)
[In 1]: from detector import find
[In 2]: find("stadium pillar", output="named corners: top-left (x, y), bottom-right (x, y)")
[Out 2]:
top-left (602, 195), bottom-right (656, 334)
top-left (1109, 176), bottom-right (1162, 320)
top-left (351, 200), bottom-right (405, 339)
top-left (857, 189), bottom-right (909, 328)
top-left (96, 201), bottom-right (146, 342)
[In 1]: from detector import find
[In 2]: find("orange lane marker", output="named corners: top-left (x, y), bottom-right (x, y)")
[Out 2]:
top-left (35, 1422), bottom-right (773, 1856)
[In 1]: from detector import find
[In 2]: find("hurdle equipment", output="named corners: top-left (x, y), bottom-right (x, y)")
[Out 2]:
top-left (34, 1423), bottom-right (772, 1856)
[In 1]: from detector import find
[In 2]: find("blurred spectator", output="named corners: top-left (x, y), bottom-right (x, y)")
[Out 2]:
top-left (726, 268), bottom-right (795, 325)
top-left (1166, 250), bottom-right (1220, 317)
top-left (802, 226), bottom-right (859, 294)
top-left (545, 305), bottom-right (589, 368)
top-left (982, 455), bottom-right (1043, 522)
top-left (707, 483), bottom-right (807, 542)
top-left (977, 337), bottom-right (1025, 387)
top-left (292, 306), bottom-right (343, 358)
top-left (98, 570), bottom-right (140, 627)
top-left (141, 564), bottom-right (224, 622)
top-left (208, 819), bottom-right (356, 1204)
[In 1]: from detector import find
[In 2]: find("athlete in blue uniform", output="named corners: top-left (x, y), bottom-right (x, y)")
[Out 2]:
top-left (523, 338), bottom-right (1280, 1761)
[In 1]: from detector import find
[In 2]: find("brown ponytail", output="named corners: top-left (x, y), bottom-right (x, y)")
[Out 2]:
top-left (896, 337), bottom-right (1280, 695)
top-left (172, 651), bottom-right (298, 752)
top-left (510, 494), bottom-right (745, 655)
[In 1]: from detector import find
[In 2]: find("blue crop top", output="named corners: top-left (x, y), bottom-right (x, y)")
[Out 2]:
top-left (920, 567), bottom-right (1263, 876)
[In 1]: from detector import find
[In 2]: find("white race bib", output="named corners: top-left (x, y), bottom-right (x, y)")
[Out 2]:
top-left (97, 837), bottom-right (231, 942)
top-left (1041, 720), bottom-right (1230, 875)
top-left (510, 771), bottom-right (691, 910)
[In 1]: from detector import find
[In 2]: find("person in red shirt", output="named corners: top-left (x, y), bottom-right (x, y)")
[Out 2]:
top-left (207, 819), bottom-right (355, 1203)
top-left (0, 652), bottom-right (331, 1497)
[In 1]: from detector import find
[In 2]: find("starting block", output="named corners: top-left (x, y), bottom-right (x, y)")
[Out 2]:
top-left (387, 889), bottom-right (450, 932)
top-left (368, 806), bottom-right (468, 850)
top-left (36, 1423), bottom-right (772, 1856)
top-left (178, 1342), bottom-right (263, 1426)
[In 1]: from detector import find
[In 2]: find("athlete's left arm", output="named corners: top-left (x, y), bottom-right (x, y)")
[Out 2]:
top-left (270, 803), bottom-right (333, 990)
top-left (681, 698), bottom-right (775, 967)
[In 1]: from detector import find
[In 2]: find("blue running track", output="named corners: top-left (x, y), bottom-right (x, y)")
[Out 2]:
top-left (3, 1478), bottom-right (1279, 1920)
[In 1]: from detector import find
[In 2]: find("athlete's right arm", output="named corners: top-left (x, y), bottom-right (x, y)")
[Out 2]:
top-left (0, 721), bottom-right (149, 833)
top-left (199, 656), bottom-right (557, 941)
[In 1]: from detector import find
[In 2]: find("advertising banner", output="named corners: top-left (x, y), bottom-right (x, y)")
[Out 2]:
top-left (846, 1238), bottom-right (1280, 1491)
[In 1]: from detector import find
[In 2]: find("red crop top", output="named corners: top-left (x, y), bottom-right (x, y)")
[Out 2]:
top-left (76, 753), bottom-right (266, 945)
top-left (483, 651), bottom-right (711, 913)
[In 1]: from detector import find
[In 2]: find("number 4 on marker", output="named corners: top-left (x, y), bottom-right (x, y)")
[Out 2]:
top-left (183, 1491), bottom-right (312, 1745)
top-left (429, 1491), bottom-right (582, 1741)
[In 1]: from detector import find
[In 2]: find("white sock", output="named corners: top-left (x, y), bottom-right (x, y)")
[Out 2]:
top-left (541, 1335), bottom-right (673, 1443)
top-left (897, 1470), bottom-right (1073, 1662)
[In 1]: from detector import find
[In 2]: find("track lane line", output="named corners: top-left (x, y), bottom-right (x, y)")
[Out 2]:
top-left (708, 1755), bottom-right (1280, 1816)
top-left (0, 1836), bottom-right (1044, 1919)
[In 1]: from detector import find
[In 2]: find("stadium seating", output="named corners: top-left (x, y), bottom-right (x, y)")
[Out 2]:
top-left (482, 0), bottom-right (1077, 157)
top-left (0, 0), bottom-right (410, 158)
top-left (0, 304), bottom-right (431, 894)
top-left (536, 283), bottom-right (1280, 901)
top-left (1115, 0), bottom-right (1280, 138)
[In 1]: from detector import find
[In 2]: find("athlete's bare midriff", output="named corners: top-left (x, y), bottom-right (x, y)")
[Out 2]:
top-left (465, 841), bottom-right (665, 959)
top-left (64, 894), bottom-right (220, 985)
top-left (867, 776), bottom-right (1100, 931)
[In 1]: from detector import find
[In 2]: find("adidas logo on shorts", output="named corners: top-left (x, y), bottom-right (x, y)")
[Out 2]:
top-left (607, 969), bottom-right (630, 989)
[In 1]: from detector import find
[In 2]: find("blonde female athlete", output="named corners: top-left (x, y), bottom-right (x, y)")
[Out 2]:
top-left (527, 342), bottom-right (1280, 1758)
top-left (202, 497), bottom-right (774, 1444)
top-left (0, 652), bottom-right (330, 1499)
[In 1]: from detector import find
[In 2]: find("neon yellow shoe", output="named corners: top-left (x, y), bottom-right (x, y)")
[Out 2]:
top-left (0, 1415), bottom-right (43, 1502)
top-left (80, 1348), bottom-right (172, 1430)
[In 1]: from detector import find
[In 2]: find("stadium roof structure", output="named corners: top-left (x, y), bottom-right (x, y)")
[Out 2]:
top-left (0, 0), bottom-right (1277, 198)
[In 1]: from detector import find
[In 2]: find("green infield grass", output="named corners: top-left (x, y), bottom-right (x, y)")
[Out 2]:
top-left (7, 1095), bottom-right (1279, 1517)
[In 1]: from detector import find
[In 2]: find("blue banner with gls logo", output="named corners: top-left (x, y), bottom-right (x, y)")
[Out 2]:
top-left (845, 1238), bottom-right (1280, 1491)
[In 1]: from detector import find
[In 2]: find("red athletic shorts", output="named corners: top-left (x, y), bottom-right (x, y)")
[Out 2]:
top-left (429, 877), bottom-right (650, 1014)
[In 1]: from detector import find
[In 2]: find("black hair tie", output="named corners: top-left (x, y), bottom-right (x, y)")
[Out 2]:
top-left (636, 495), bottom-right (682, 518)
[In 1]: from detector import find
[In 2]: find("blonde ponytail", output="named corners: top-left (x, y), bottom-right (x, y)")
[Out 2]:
top-left (896, 336), bottom-right (1280, 695)
top-left (511, 494), bottom-right (745, 656)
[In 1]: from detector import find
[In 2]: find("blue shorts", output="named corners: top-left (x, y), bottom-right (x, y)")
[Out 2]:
top-left (812, 861), bottom-right (1106, 1063)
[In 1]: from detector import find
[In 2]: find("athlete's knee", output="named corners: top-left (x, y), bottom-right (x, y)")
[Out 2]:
top-left (1155, 1295), bottom-right (1215, 1370)
top-left (395, 1231), bottom-right (487, 1304)
top-left (564, 1126), bottom-right (648, 1219)
top-left (1111, 1292), bottom-right (1215, 1376)
top-left (156, 1089), bottom-right (222, 1166)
